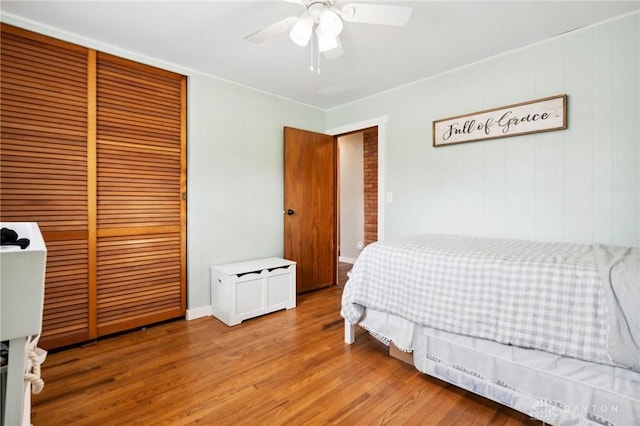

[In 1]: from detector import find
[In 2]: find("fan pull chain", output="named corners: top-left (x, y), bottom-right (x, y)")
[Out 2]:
top-left (308, 33), bottom-right (321, 74)
top-left (309, 38), bottom-right (314, 72)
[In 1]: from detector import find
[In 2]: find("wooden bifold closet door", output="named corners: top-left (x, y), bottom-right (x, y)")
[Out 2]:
top-left (95, 52), bottom-right (186, 336)
top-left (0, 24), bottom-right (187, 349)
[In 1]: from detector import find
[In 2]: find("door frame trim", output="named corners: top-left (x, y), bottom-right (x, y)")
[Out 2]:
top-left (326, 116), bottom-right (387, 243)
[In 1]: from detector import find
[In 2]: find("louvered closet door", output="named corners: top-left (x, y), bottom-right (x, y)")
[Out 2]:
top-left (96, 53), bottom-right (186, 336)
top-left (0, 24), bottom-right (92, 348)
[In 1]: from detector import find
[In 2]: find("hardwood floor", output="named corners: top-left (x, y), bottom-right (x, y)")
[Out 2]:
top-left (32, 287), bottom-right (540, 425)
top-left (337, 261), bottom-right (352, 286)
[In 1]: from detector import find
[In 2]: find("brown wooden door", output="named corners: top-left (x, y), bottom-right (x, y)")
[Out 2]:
top-left (95, 52), bottom-right (187, 336)
top-left (284, 127), bottom-right (336, 293)
top-left (0, 24), bottom-right (93, 348)
top-left (0, 24), bottom-right (186, 349)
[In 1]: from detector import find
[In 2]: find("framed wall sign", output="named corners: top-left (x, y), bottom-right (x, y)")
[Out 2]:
top-left (432, 94), bottom-right (567, 147)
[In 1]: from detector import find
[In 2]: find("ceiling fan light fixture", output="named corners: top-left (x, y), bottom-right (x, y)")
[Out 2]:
top-left (289, 15), bottom-right (313, 46)
top-left (246, 1), bottom-right (413, 65)
top-left (316, 27), bottom-right (339, 53)
top-left (318, 8), bottom-right (343, 37)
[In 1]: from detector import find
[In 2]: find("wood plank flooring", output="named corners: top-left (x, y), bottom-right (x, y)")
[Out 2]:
top-left (337, 261), bottom-right (352, 286)
top-left (32, 286), bottom-right (540, 425)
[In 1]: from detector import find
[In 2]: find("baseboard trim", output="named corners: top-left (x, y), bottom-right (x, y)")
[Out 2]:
top-left (185, 305), bottom-right (212, 320)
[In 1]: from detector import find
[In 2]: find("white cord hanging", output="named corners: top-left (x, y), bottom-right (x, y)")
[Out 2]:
top-left (309, 32), bottom-right (315, 72)
top-left (25, 350), bottom-right (45, 394)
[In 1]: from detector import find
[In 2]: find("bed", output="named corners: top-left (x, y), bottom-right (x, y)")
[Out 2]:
top-left (341, 234), bottom-right (640, 425)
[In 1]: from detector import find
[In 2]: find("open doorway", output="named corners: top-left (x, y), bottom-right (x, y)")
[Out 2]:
top-left (284, 118), bottom-right (385, 292)
top-left (336, 127), bottom-right (378, 285)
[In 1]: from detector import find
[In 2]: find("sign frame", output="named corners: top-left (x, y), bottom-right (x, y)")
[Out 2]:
top-left (432, 94), bottom-right (567, 147)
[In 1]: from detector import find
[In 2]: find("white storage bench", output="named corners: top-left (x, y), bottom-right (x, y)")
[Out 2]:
top-left (210, 257), bottom-right (296, 326)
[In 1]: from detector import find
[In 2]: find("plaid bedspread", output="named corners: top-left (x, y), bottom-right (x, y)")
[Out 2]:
top-left (341, 234), bottom-right (615, 367)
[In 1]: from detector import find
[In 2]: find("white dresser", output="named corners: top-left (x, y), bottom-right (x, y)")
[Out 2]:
top-left (1, 222), bottom-right (47, 426)
top-left (210, 257), bottom-right (296, 326)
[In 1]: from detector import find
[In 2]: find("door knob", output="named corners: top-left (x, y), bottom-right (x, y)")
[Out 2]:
top-left (287, 209), bottom-right (295, 215)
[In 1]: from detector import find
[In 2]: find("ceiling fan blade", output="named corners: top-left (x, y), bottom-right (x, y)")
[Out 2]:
top-left (340, 3), bottom-right (412, 27)
top-left (323, 37), bottom-right (344, 60)
top-left (244, 16), bottom-right (299, 43)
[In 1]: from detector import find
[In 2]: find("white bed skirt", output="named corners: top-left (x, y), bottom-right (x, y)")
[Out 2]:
top-left (349, 309), bottom-right (640, 426)
top-left (414, 325), bottom-right (639, 426)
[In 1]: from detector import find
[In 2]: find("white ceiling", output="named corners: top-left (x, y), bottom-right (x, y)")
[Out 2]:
top-left (2, 1), bottom-right (639, 110)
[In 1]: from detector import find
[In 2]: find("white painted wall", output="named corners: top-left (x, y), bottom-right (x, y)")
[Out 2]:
top-left (339, 133), bottom-right (364, 262)
top-left (327, 12), bottom-right (640, 248)
top-left (187, 73), bottom-right (325, 310)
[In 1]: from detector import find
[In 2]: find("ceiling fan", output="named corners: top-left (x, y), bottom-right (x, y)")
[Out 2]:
top-left (244, 1), bottom-right (412, 61)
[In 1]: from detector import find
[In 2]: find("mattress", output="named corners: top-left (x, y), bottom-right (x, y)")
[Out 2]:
top-left (342, 234), bottom-right (622, 367)
top-left (411, 324), bottom-right (640, 426)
